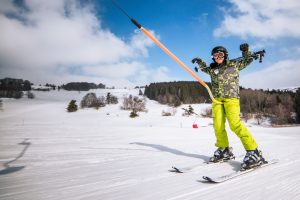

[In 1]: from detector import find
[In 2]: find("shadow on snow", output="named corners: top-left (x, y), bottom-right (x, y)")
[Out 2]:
top-left (131, 142), bottom-right (210, 161)
top-left (0, 138), bottom-right (31, 175)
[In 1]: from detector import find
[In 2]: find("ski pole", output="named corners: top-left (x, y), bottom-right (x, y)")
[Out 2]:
top-left (111, 0), bottom-right (221, 104)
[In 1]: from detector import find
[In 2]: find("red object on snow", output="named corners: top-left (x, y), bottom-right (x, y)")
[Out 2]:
top-left (193, 124), bottom-right (198, 128)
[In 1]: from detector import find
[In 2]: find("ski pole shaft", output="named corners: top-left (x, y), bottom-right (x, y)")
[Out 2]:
top-left (140, 27), bottom-right (219, 104)
top-left (111, 0), bottom-right (220, 104)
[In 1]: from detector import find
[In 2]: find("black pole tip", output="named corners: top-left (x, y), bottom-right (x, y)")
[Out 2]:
top-left (130, 18), bottom-right (142, 29)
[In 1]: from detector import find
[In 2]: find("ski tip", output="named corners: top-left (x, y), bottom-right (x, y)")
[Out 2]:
top-left (170, 166), bottom-right (183, 173)
top-left (202, 176), bottom-right (218, 183)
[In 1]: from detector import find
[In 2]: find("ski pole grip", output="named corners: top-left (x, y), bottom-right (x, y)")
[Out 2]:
top-left (131, 18), bottom-right (142, 29)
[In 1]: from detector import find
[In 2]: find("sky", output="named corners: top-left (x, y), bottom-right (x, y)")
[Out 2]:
top-left (0, 0), bottom-right (300, 89)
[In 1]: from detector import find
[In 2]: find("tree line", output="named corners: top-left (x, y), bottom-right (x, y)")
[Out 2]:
top-left (0, 78), bottom-right (32, 98)
top-left (61, 82), bottom-right (106, 91)
top-left (144, 81), bottom-right (300, 124)
top-left (144, 81), bottom-right (211, 106)
top-left (0, 77), bottom-right (107, 93)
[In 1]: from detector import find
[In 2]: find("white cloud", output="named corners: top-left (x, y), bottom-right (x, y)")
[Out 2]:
top-left (130, 29), bottom-right (156, 57)
top-left (152, 66), bottom-right (175, 82)
top-left (214, 0), bottom-right (300, 39)
top-left (82, 62), bottom-right (142, 79)
top-left (0, 0), bottom-right (163, 87)
top-left (132, 66), bottom-right (178, 87)
top-left (241, 59), bottom-right (300, 89)
top-left (212, 0), bottom-right (300, 90)
top-left (0, 0), bottom-right (18, 13)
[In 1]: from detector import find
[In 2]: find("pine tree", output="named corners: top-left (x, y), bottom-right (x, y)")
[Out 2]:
top-left (188, 105), bottom-right (194, 114)
top-left (106, 92), bottom-right (111, 103)
top-left (106, 92), bottom-right (118, 104)
top-left (139, 89), bottom-right (143, 96)
top-left (67, 100), bottom-right (78, 112)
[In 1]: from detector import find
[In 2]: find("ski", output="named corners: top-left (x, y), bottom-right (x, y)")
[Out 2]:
top-left (169, 164), bottom-right (201, 173)
top-left (202, 159), bottom-right (279, 183)
top-left (169, 159), bottom-right (235, 173)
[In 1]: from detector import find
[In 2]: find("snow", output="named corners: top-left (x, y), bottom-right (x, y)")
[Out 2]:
top-left (0, 89), bottom-right (300, 200)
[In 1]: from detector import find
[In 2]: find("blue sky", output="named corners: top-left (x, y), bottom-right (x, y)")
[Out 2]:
top-left (1, 0), bottom-right (300, 89)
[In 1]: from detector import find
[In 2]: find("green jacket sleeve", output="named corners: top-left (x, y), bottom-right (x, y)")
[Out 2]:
top-left (197, 61), bottom-right (211, 75)
top-left (236, 51), bottom-right (254, 71)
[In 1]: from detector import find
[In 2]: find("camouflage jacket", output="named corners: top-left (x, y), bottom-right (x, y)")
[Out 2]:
top-left (198, 54), bottom-right (253, 98)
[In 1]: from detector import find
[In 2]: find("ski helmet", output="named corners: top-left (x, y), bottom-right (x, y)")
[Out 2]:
top-left (211, 46), bottom-right (228, 62)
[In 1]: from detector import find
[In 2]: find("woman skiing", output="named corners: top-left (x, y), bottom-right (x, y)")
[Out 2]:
top-left (192, 44), bottom-right (266, 170)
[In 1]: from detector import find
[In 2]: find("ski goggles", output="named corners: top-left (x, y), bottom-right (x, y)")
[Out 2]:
top-left (212, 52), bottom-right (225, 59)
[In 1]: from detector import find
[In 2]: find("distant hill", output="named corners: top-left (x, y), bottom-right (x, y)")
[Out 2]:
top-left (61, 82), bottom-right (106, 91)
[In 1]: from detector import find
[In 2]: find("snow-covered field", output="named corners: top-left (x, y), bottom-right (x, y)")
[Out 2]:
top-left (0, 89), bottom-right (300, 200)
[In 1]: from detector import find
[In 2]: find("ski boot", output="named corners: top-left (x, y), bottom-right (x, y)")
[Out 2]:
top-left (241, 149), bottom-right (267, 171)
top-left (208, 147), bottom-right (235, 163)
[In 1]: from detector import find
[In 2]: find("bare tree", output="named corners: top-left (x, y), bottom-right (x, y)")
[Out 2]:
top-left (81, 93), bottom-right (105, 109)
top-left (121, 95), bottom-right (147, 117)
top-left (121, 95), bottom-right (147, 112)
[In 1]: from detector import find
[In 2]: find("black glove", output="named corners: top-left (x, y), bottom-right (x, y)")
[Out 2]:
top-left (240, 43), bottom-right (249, 52)
top-left (191, 57), bottom-right (206, 68)
top-left (192, 57), bottom-right (201, 64)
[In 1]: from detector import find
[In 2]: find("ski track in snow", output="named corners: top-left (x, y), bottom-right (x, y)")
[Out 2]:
top-left (0, 89), bottom-right (300, 200)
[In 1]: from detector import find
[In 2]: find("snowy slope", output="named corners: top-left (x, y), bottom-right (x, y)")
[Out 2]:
top-left (0, 89), bottom-right (300, 200)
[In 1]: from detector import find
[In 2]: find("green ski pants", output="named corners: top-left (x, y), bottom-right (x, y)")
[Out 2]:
top-left (212, 98), bottom-right (258, 150)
